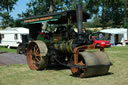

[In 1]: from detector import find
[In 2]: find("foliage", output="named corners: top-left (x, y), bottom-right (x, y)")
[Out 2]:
top-left (18, 0), bottom-right (68, 18)
top-left (0, 0), bottom-right (126, 28)
top-left (0, 0), bottom-right (18, 27)
top-left (18, 0), bottom-right (102, 18)
top-left (10, 19), bottom-right (29, 28)
top-left (84, 16), bottom-right (102, 28)
top-left (84, 0), bottom-right (126, 28)
top-left (102, 0), bottom-right (126, 27)
top-left (18, 0), bottom-right (48, 18)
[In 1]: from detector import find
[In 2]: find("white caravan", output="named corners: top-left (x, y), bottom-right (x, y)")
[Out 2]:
top-left (0, 27), bottom-right (29, 48)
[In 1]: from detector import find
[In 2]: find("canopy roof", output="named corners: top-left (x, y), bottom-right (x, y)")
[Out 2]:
top-left (100, 28), bottom-right (127, 34)
top-left (23, 10), bottom-right (90, 24)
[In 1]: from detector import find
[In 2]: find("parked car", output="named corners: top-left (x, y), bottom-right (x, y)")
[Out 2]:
top-left (92, 36), bottom-right (111, 48)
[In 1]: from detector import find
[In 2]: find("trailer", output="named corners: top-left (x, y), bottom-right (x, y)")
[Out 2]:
top-left (0, 27), bottom-right (29, 48)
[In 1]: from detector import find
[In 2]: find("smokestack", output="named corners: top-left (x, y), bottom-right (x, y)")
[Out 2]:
top-left (76, 4), bottom-right (83, 35)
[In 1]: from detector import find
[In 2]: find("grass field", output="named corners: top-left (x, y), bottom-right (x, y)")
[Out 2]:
top-left (0, 46), bottom-right (128, 85)
top-left (0, 47), bottom-right (16, 53)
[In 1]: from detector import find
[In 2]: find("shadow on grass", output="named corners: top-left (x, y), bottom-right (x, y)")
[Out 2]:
top-left (70, 72), bottom-right (113, 78)
top-left (46, 65), bottom-right (70, 70)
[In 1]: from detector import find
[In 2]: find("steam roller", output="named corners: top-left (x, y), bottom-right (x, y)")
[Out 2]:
top-left (24, 4), bottom-right (111, 78)
top-left (26, 40), bottom-right (111, 78)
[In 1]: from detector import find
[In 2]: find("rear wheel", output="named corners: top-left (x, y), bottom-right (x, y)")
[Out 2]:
top-left (26, 40), bottom-right (48, 70)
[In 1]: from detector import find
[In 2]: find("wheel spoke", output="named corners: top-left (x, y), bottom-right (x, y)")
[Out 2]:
top-left (34, 46), bottom-right (40, 56)
top-left (32, 56), bottom-right (39, 65)
top-left (78, 61), bottom-right (85, 66)
top-left (34, 46), bottom-right (36, 53)
top-left (35, 57), bottom-right (40, 62)
top-left (78, 61), bottom-right (86, 72)
top-left (37, 56), bottom-right (40, 60)
top-left (34, 60), bottom-right (37, 65)
top-left (35, 54), bottom-right (40, 57)
top-left (35, 51), bottom-right (40, 56)
top-left (36, 48), bottom-right (39, 53)
top-left (31, 44), bottom-right (41, 66)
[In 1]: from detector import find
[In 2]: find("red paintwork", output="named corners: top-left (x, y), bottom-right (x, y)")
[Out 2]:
top-left (40, 32), bottom-right (45, 35)
top-left (92, 36), bottom-right (111, 48)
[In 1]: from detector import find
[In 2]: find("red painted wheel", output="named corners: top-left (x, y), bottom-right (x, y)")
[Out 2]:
top-left (26, 40), bottom-right (48, 70)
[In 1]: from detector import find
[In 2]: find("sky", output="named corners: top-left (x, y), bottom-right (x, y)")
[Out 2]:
top-left (10, 0), bottom-right (30, 19)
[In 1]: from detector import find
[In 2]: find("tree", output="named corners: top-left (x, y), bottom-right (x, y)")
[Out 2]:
top-left (99, 0), bottom-right (125, 28)
top-left (18, 0), bottom-right (126, 28)
top-left (18, 0), bottom-right (101, 18)
top-left (18, 0), bottom-right (68, 18)
top-left (18, 0), bottom-right (49, 18)
top-left (106, 0), bottom-right (125, 27)
top-left (85, 0), bottom-right (126, 28)
top-left (0, 0), bottom-right (18, 27)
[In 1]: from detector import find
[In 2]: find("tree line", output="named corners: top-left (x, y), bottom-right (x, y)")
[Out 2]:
top-left (0, 0), bottom-right (126, 28)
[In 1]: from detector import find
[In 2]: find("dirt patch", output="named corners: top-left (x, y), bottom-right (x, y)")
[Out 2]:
top-left (0, 53), bottom-right (27, 65)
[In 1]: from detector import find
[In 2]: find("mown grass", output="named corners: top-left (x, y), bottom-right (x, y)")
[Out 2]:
top-left (0, 46), bottom-right (128, 85)
top-left (0, 46), bottom-right (16, 53)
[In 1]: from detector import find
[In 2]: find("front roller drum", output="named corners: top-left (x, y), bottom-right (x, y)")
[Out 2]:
top-left (70, 51), bottom-right (111, 78)
top-left (26, 40), bottom-right (48, 70)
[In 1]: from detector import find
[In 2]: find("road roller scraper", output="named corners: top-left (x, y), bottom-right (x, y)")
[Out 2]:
top-left (23, 4), bottom-right (112, 78)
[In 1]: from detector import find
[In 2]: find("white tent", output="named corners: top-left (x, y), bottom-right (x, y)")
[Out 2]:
top-left (100, 28), bottom-right (126, 34)
top-left (100, 28), bottom-right (127, 46)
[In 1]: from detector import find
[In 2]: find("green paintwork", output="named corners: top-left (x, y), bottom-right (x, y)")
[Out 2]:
top-left (36, 34), bottom-right (52, 44)
top-left (54, 40), bottom-right (74, 53)
top-left (24, 15), bottom-right (61, 24)
top-left (25, 19), bottom-right (58, 24)
top-left (36, 32), bottom-right (74, 53)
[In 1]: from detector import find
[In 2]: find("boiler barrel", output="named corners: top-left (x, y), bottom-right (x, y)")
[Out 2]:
top-left (54, 40), bottom-right (74, 53)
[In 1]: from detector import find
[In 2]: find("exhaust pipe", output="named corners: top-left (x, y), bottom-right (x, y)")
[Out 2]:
top-left (76, 4), bottom-right (83, 35)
